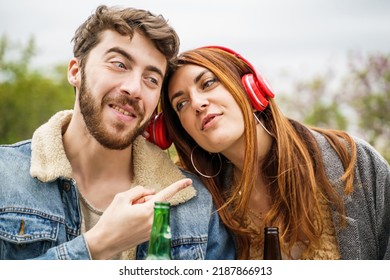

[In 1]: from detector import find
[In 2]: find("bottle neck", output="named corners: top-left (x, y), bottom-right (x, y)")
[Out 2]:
top-left (263, 227), bottom-right (282, 260)
top-left (147, 205), bottom-right (171, 259)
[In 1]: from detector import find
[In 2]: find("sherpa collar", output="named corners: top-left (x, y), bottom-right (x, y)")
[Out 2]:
top-left (30, 110), bottom-right (196, 206)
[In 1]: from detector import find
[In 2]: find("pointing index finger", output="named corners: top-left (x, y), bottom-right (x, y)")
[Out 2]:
top-left (152, 178), bottom-right (192, 203)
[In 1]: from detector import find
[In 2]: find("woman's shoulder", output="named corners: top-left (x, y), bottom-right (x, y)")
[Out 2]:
top-left (352, 136), bottom-right (389, 166)
top-left (310, 128), bottom-right (389, 180)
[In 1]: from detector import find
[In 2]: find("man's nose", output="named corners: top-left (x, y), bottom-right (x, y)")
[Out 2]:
top-left (119, 73), bottom-right (142, 99)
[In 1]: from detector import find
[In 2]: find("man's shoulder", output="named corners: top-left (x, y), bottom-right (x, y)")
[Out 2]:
top-left (0, 139), bottom-right (32, 161)
top-left (0, 139), bottom-right (32, 148)
top-left (179, 169), bottom-right (212, 200)
top-left (0, 140), bottom-right (37, 197)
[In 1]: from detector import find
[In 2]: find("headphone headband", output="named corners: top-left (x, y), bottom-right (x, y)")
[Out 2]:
top-left (145, 45), bottom-right (276, 149)
top-left (198, 45), bottom-right (275, 101)
top-left (199, 46), bottom-right (257, 75)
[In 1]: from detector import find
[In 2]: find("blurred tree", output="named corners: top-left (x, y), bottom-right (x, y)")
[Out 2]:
top-left (342, 52), bottom-right (390, 162)
top-left (279, 52), bottom-right (390, 162)
top-left (0, 35), bottom-right (74, 144)
top-left (1, 35), bottom-right (388, 162)
top-left (278, 70), bottom-right (348, 131)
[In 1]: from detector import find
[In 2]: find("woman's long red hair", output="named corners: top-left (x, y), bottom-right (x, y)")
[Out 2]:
top-left (161, 48), bottom-right (357, 259)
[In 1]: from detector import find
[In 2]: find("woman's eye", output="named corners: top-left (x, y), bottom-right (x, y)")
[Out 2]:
top-left (202, 78), bottom-right (217, 89)
top-left (176, 101), bottom-right (187, 112)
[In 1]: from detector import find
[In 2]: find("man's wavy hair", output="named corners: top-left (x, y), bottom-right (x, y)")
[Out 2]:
top-left (72, 5), bottom-right (180, 69)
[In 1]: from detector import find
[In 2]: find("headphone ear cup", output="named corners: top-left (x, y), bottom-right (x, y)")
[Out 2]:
top-left (145, 113), bottom-right (172, 150)
top-left (241, 74), bottom-right (269, 111)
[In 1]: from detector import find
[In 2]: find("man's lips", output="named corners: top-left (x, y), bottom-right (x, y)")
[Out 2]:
top-left (109, 104), bottom-right (136, 117)
top-left (201, 113), bottom-right (222, 130)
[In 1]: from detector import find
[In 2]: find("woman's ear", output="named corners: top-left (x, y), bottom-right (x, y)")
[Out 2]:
top-left (67, 58), bottom-right (80, 87)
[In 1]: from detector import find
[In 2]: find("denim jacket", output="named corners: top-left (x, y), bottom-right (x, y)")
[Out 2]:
top-left (0, 111), bottom-right (236, 260)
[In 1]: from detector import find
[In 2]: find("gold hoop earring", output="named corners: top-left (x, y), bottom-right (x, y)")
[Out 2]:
top-left (190, 145), bottom-right (222, 179)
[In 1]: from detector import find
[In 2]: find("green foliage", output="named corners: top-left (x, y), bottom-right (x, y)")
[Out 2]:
top-left (280, 53), bottom-right (390, 163)
top-left (344, 53), bottom-right (390, 162)
top-left (0, 35), bottom-right (74, 144)
top-left (1, 35), bottom-right (388, 163)
top-left (279, 73), bottom-right (348, 131)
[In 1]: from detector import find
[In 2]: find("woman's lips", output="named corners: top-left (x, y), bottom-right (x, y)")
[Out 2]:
top-left (201, 113), bottom-right (222, 130)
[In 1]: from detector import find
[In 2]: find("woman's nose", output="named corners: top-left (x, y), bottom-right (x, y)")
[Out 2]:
top-left (191, 93), bottom-right (209, 113)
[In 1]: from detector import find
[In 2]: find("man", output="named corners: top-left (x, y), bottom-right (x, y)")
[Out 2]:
top-left (0, 5), bottom-right (235, 260)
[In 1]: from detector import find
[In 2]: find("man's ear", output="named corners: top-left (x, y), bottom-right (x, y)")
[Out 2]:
top-left (68, 58), bottom-right (81, 87)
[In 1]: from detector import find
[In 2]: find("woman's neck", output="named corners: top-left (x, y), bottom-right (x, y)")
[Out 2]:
top-left (222, 122), bottom-right (274, 171)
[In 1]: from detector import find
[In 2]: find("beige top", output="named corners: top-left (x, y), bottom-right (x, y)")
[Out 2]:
top-left (247, 194), bottom-right (341, 260)
top-left (79, 191), bottom-right (136, 260)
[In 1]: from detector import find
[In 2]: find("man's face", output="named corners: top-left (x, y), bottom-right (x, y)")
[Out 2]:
top-left (76, 30), bottom-right (167, 150)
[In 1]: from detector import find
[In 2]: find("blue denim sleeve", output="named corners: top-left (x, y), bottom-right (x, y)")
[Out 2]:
top-left (205, 204), bottom-right (236, 260)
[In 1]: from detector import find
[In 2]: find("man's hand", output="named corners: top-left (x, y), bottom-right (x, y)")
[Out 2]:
top-left (84, 178), bottom-right (192, 259)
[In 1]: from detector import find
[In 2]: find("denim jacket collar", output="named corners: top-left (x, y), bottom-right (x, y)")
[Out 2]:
top-left (29, 110), bottom-right (196, 206)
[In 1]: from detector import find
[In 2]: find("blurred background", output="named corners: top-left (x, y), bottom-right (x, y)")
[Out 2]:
top-left (1, 0), bottom-right (389, 161)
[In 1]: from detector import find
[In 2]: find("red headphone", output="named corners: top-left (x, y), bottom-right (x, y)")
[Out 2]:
top-left (145, 46), bottom-right (275, 149)
top-left (202, 46), bottom-right (275, 111)
top-left (145, 112), bottom-right (172, 150)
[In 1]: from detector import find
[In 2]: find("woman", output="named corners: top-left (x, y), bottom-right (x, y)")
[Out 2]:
top-left (158, 46), bottom-right (390, 259)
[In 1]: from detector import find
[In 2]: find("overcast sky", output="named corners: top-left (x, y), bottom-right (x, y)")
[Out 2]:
top-left (1, 0), bottom-right (390, 93)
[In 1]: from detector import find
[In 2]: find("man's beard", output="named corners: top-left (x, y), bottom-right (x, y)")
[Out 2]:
top-left (78, 73), bottom-right (147, 150)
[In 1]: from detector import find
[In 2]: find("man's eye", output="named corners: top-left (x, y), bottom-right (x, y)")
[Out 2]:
top-left (149, 77), bottom-right (158, 85)
top-left (144, 76), bottom-right (160, 88)
top-left (113, 62), bottom-right (126, 69)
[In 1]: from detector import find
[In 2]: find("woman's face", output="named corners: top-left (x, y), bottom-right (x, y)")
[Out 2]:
top-left (168, 64), bottom-right (245, 154)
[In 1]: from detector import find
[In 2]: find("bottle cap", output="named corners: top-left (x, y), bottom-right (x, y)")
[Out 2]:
top-left (154, 201), bottom-right (170, 209)
top-left (264, 227), bottom-right (279, 234)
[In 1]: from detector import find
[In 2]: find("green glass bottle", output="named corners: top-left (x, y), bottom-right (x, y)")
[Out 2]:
top-left (146, 201), bottom-right (172, 260)
top-left (263, 227), bottom-right (282, 260)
